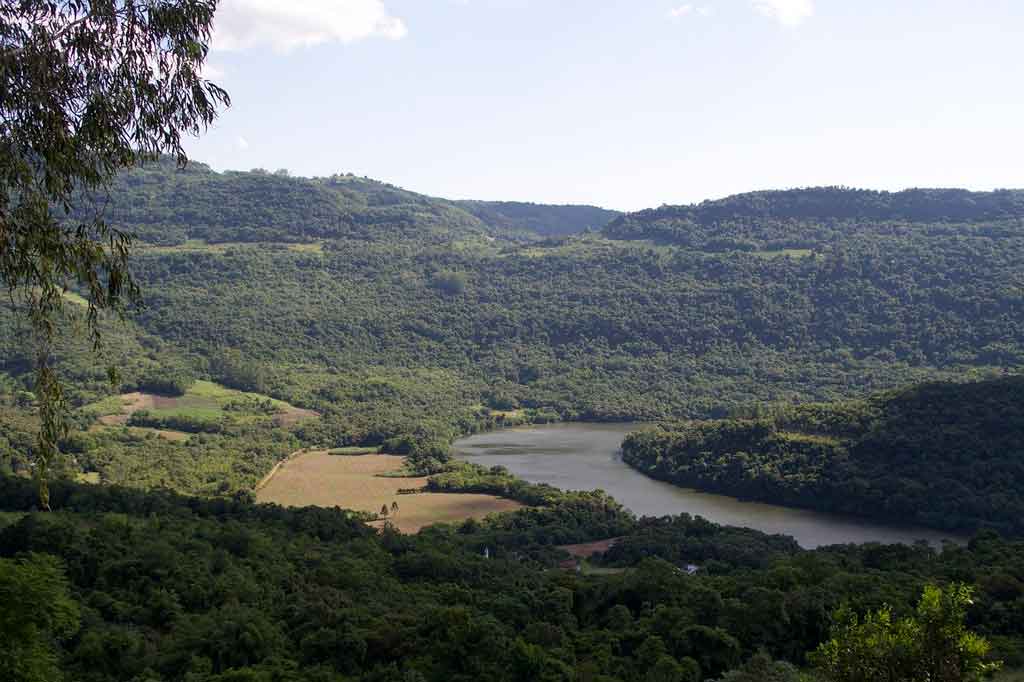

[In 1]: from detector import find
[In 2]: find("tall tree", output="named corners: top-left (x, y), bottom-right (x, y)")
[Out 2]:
top-left (0, 0), bottom-right (228, 507)
top-left (0, 553), bottom-right (81, 682)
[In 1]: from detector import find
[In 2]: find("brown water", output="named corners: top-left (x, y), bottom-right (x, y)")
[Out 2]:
top-left (452, 422), bottom-right (964, 549)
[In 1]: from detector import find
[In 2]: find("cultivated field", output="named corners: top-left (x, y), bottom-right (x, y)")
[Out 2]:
top-left (255, 451), bottom-right (522, 533)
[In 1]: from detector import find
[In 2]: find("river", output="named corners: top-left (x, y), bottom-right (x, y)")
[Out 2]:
top-left (452, 422), bottom-right (964, 549)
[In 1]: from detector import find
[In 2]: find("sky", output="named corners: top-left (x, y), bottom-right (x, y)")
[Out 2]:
top-left (186, 0), bottom-right (1024, 211)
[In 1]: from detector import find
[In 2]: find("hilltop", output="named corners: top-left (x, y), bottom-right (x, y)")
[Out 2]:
top-left (605, 186), bottom-right (1024, 250)
top-left (78, 158), bottom-right (618, 245)
top-left (455, 200), bottom-right (620, 237)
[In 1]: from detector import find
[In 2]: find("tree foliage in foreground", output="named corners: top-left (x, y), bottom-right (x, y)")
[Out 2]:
top-left (0, 0), bottom-right (227, 505)
top-left (812, 583), bottom-right (1000, 682)
top-left (0, 475), bottom-right (1016, 682)
top-left (0, 552), bottom-right (80, 682)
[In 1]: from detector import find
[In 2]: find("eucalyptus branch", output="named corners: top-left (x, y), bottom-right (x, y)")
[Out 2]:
top-left (0, 0), bottom-right (227, 508)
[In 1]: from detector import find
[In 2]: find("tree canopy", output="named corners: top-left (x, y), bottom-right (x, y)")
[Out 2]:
top-left (0, 0), bottom-right (227, 505)
top-left (622, 376), bottom-right (1024, 535)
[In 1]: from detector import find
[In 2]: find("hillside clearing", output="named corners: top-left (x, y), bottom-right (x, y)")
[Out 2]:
top-left (557, 538), bottom-right (622, 559)
top-left (255, 451), bottom-right (522, 533)
top-left (85, 380), bottom-right (319, 429)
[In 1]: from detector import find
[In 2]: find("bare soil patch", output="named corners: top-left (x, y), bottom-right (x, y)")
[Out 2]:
top-left (557, 538), bottom-right (622, 559)
top-left (274, 405), bottom-right (320, 427)
top-left (97, 392), bottom-right (158, 425)
top-left (151, 395), bottom-right (180, 410)
top-left (120, 392), bottom-right (159, 411)
top-left (255, 451), bottom-right (522, 533)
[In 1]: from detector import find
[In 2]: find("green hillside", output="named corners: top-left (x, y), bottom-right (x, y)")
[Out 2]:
top-left (83, 159), bottom-right (622, 245)
top-left (4, 170), bottom-right (1024, 680)
top-left (604, 187), bottom-right (1024, 251)
top-left (4, 170), bottom-right (1024, 492)
top-left (76, 158), bottom-right (490, 245)
top-left (455, 200), bottom-right (621, 237)
top-left (622, 376), bottom-right (1024, 534)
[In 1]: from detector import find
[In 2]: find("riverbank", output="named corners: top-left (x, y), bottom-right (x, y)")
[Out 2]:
top-left (453, 422), bottom-right (965, 549)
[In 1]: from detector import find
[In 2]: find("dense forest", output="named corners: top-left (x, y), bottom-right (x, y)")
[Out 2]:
top-left (74, 158), bottom-right (617, 245)
top-left (2, 475), bottom-right (1024, 681)
top-left (621, 376), bottom-right (1024, 535)
top-left (604, 187), bottom-right (1024, 250)
top-left (3, 163), bottom-right (1024, 493)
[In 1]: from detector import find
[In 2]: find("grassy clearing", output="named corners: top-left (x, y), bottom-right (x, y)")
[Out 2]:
top-left (91, 425), bottom-right (191, 443)
top-left (779, 431), bottom-right (843, 446)
top-left (84, 380), bottom-right (292, 419)
top-left (140, 240), bottom-right (326, 255)
top-left (750, 248), bottom-right (815, 259)
top-left (286, 242), bottom-right (324, 254)
top-left (83, 380), bottom-right (316, 436)
top-left (255, 451), bottom-right (522, 533)
top-left (490, 408), bottom-right (527, 421)
top-left (76, 472), bottom-right (101, 484)
top-left (81, 394), bottom-right (128, 419)
top-left (328, 446), bottom-right (381, 456)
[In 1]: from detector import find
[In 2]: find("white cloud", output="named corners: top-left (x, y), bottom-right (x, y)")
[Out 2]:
top-left (236, 136), bottom-right (250, 151)
top-left (752, 0), bottom-right (814, 26)
top-left (668, 4), bottom-right (711, 20)
top-left (212, 0), bottom-right (407, 53)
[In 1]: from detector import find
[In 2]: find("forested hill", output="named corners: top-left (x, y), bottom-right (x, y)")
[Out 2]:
top-left (76, 158), bottom-right (620, 245)
top-left (622, 375), bottom-right (1024, 535)
top-left (455, 200), bottom-right (621, 237)
top-left (604, 187), bottom-right (1024, 249)
top-left (74, 158), bottom-right (490, 245)
top-left (4, 170), bottom-right (1024, 493)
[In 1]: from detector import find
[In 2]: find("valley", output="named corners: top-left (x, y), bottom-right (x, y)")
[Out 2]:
top-left (5, 8), bottom-right (1023, 680)
top-left (453, 422), bottom-right (962, 548)
top-left (2, 163), bottom-right (1024, 681)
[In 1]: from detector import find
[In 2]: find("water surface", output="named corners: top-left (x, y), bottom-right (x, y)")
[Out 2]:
top-left (453, 422), bottom-right (963, 549)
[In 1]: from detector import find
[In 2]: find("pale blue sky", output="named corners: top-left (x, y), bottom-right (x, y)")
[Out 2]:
top-left (187, 0), bottom-right (1024, 211)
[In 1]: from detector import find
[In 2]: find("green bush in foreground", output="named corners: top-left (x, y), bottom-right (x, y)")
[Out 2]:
top-left (812, 584), bottom-right (1000, 682)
